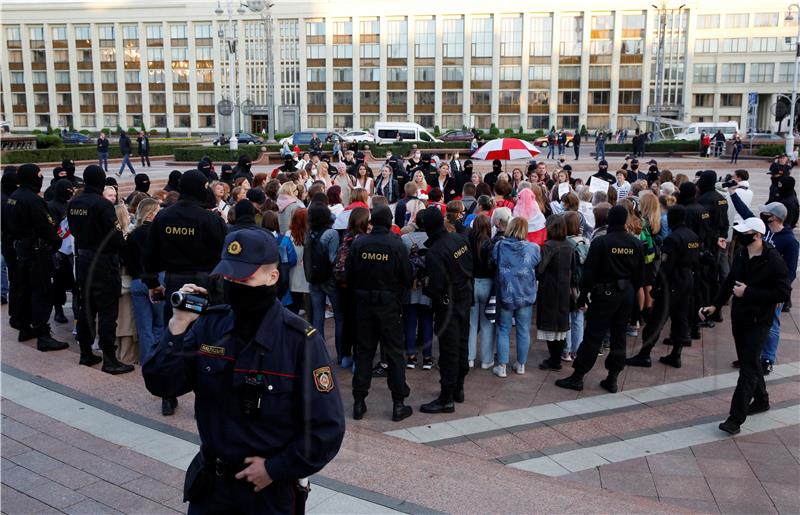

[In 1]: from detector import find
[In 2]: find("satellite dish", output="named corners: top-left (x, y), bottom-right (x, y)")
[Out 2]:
top-left (217, 99), bottom-right (234, 116)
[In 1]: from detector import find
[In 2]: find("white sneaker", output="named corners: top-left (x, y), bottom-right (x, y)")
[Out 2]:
top-left (512, 362), bottom-right (525, 375)
top-left (480, 360), bottom-right (495, 370)
top-left (561, 352), bottom-right (573, 362)
top-left (468, 360), bottom-right (475, 368)
top-left (492, 364), bottom-right (507, 378)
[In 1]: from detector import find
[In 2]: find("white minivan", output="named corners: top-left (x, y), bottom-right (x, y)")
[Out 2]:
top-left (673, 121), bottom-right (739, 141)
top-left (373, 122), bottom-right (442, 145)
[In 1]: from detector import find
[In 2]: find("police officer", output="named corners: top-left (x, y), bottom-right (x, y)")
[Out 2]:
top-left (198, 157), bottom-right (219, 182)
top-left (61, 158), bottom-right (83, 187)
top-left (591, 159), bottom-right (615, 185)
top-left (1, 167), bottom-right (19, 322)
top-left (627, 205), bottom-right (700, 367)
top-left (419, 207), bottom-right (473, 413)
top-left (677, 181), bottom-right (712, 339)
top-left (67, 165), bottom-right (133, 373)
top-left (48, 179), bottom-right (76, 325)
top-left (142, 229), bottom-right (345, 513)
top-left (125, 173), bottom-right (151, 204)
top-left (696, 170), bottom-right (729, 321)
top-left (556, 204), bottom-right (645, 393)
top-left (346, 206), bottom-right (413, 421)
top-left (8, 164), bottom-right (69, 351)
top-left (43, 166), bottom-right (67, 202)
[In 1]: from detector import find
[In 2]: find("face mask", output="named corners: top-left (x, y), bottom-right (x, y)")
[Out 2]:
top-left (34, 173), bottom-right (44, 192)
top-left (738, 232), bottom-right (756, 247)
top-left (224, 281), bottom-right (276, 316)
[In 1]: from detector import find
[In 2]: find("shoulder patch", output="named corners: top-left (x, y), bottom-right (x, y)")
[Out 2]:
top-left (313, 366), bottom-right (334, 393)
top-left (283, 309), bottom-right (315, 337)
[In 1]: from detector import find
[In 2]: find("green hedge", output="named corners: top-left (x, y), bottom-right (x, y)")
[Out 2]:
top-left (36, 134), bottom-right (64, 149)
top-left (755, 144), bottom-right (786, 157)
top-left (1, 143), bottom-right (200, 164)
top-left (603, 141), bottom-right (699, 152)
top-left (173, 146), bottom-right (262, 162)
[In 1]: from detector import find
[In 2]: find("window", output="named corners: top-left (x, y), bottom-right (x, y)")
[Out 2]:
top-left (754, 13), bottom-right (778, 27)
top-left (751, 38), bottom-right (776, 52)
top-left (558, 66), bottom-right (580, 81)
top-left (125, 70), bottom-right (140, 83)
top-left (102, 93), bottom-right (118, 105)
top-left (779, 62), bottom-right (795, 82)
top-left (693, 94), bottom-right (713, 107)
top-left (471, 17), bottom-right (493, 58)
top-left (360, 19), bottom-right (379, 38)
top-left (126, 93), bottom-right (142, 105)
top-left (10, 71), bottom-right (24, 84)
top-left (721, 63), bottom-right (745, 83)
top-left (332, 44), bottom-right (352, 59)
top-left (174, 115), bottom-right (190, 128)
top-left (101, 71), bottom-right (116, 83)
top-left (147, 47), bottom-right (164, 62)
top-left (414, 67), bottom-right (435, 81)
top-left (12, 93), bottom-right (26, 107)
top-left (442, 91), bottom-right (463, 105)
top-left (98, 25), bottom-right (114, 40)
top-left (387, 67), bottom-right (407, 81)
top-left (306, 68), bottom-right (326, 82)
top-left (590, 14), bottom-right (613, 55)
top-left (6, 26), bottom-right (20, 41)
top-left (54, 49), bottom-right (68, 62)
top-left (619, 91), bottom-right (641, 105)
top-left (196, 46), bottom-right (213, 60)
top-left (619, 65), bottom-right (642, 80)
top-left (306, 21), bottom-right (324, 37)
top-left (360, 91), bottom-right (379, 105)
top-left (693, 64), bottom-right (716, 83)
top-left (471, 66), bottom-right (492, 81)
top-left (29, 26), bottom-right (44, 41)
top-left (528, 90), bottom-right (549, 105)
top-left (695, 39), bottom-right (718, 53)
top-left (145, 24), bottom-right (163, 40)
top-left (148, 69), bottom-right (164, 83)
top-left (52, 26), bottom-right (67, 40)
top-left (528, 115), bottom-right (549, 129)
top-left (621, 39), bottom-right (643, 55)
top-left (360, 44), bottom-right (379, 58)
top-left (7, 50), bottom-right (22, 63)
top-left (80, 115), bottom-right (95, 127)
top-left (528, 65), bottom-right (551, 81)
top-left (79, 71), bottom-right (93, 84)
top-left (150, 114), bottom-right (167, 128)
top-left (195, 23), bottom-right (212, 39)
top-left (307, 92), bottom-right (325, 106)
top-left (360, 67), bottom-right (380, 81)
top-left (387, 91), bottom-right (407, 105)
top-left (78, 50), bottom-right (93, 64)
top-left (442, 67), bottom-right (463, 81)
top-left (174, 92), bottom-right (190, 105)
top-left (74, 25), bottom-right (91, 40)
top-left (751, 63), bottom-right (774, 82)
top-left (724, 14), bottom-right (749, 28)
top-left (170, 24), bottom-right (187, 39)
top-left (307, 45), bottom-right (325, 59)
top-left (415, 91), bottom-right (434, 105)
top-left (471, 91), bottom-right (491, 105)
top-left (499, 90), bottom-right (520, 105)
top-left (55, 71), bottom-right (70, 84)
top-left (696, 14), bottom-right (720, 29)
top-left (442, 18), bottom-right (464, 58)
top-left (101, 48), bottom-right (116, 62)
top-left (530, 16), bottom-right (552, 57)
top-left (333, 68), bottom-right (352, 82)
top-left (197, 93), bottom-right (214, 105)
top-left (500, 16), bottom-right (522, 57)
top-left (122, 24), bottom-right (138, 40)
top-left (722, 38), bottom-right (747, 53)
top-left (150, 93), bottom-right (166, 105)
top-left (500, 66), bottom-right (521, 81)
top-left (33, 72), bottom-right (47, 84)
top-left (387, 19), bottom-right (407, 58)
top-left (589, 66), bottom-right (610, 81)
top-left (720, 94), bottom-right (742, 107)
top-left (590, 91), bottom-right (609, 105)
top-left (415, 18), bottom-right (435, 58)
top-left (560, 15), bottom-right (583, 56)
top-left (560, 91), bottom-right (579, 105)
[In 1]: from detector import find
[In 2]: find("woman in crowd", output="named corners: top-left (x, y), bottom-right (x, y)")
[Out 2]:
top-left (412, 170), bottom-right (431, 197)
top-left (333, 187), bottom-right (369, 230)
top-left (613, 170), bottom-right (631, 200)
top-left (374, 164), bottom-right (400, 204)
top-left (401, 210), bottom-right (434, 370)
top-left (103, 185), bottom-right (118, 204)
top-left (354, 163), bottom-right (374, 195)
top-left (286, 208), bottom-right (309, 317)
top-left (494, 180), bottom-right (515, 211)
top-left (210, 181), bottom-right (230, 220)
top-left (113, 203), bottom-right (137, 365)
top-left (316, 161), bottom-right (334, 189)
top-left (427, 188), bottom-right (447, 215)
top-left (537, 215), bottom-right (575, 370)
top-left (468, 214), bottom-right (495, 369)
top-left (509, 168), bottom-right (524, 198)
top-left (563, 211), bottom-right (589, 362)
top-left (335, 206), bottom-right (370, 370)
top-left (513, 186), bottom-right (546, 245)
top-left (491, 216), bottom-right (540, 377)
top-left (261, 210), bottom-right (298, 308)
top-left (277, 181), bottom-right (305, 234)
top-left (252, 172), bottom-right (268, 190)
top-left (327, 185), bottom-right (345, 216)
top-left (470, 172), bottom-right (482, 187)
top-left (638, 191), bottom-right (663, 311)
top-left (434, 163), bottom-right (458, 203)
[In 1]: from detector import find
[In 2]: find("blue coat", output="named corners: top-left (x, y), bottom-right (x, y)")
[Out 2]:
top-left (491, 238), bottom-right (541, 310)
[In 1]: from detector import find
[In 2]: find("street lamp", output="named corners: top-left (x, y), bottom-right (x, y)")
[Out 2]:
top-left (651, 3), bottom-right (685, 141)
top-left (241, 0), bottom-right (277, 143)
top-left (785, 4), bottom-right (800, 158)
top-left (216, 0), bottom-right (239, 150)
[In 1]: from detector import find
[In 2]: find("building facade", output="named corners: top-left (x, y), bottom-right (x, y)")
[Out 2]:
top-left (0, 0), bottom-right (794, 135)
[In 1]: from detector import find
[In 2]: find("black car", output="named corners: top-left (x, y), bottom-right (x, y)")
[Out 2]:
top-left (440, 129), bottom-right (474, 142)
top-left (213, 132), bottom-right (265, 146)
top-left (62, 132), bottom-right (94, 145)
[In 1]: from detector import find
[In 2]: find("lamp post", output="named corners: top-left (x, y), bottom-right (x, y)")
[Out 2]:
top-left (216, 0), bottom-right (239, 150)
top-left (651, 2), bottom-right (685, 141)
top-left (785, 4), bottom-right (800, 158)
top-left (240, 0), bottom-right (277, 143)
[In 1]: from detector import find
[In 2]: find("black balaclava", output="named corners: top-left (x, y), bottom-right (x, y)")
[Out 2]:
top-left (1, 170), bottom-right (18, 196)
top-left (104, 176), bottom-right (118, 187)
top-left (492, 159), bottom-right (502, 173)
top-left (198, 158), bottom-right (213, 179)
top-left (697, 170), bottom-right (716, 194)
top-left (134, 173), bottom-right (151, 194)
top-left (607, 204), bottom-right (628, 232)
top-left (61, 159), bottom-right (76, 180)
top-left (220, 165), bottom-right (234, 185)
top-left (166, 170), bottom-right (182, 192)
top-left (678, 182), bottom-right (698, 205)
top-left (371, 206), bottom-right (393, 229)
top-left (52, 166), bottom-right (66, 181)
top-left (53, 178), bottom-right (74, 203)
top-left (3, 165), bottom-right (18, 176)
top-left (237, 155), bottom-right (252, 172)
top-left (598, 160), bottom-right (609, 173)
top-left (667, 204), bottom-right (687, 230)
top-left (232, 198), bottom-right (257, 226)
top-left (18, 163), bottom-right (43, 192)
top-left (82, 165), bottom-right (106, 194)
top-left (179, 169), bottom-right (208, 203)
top-left (777, 176), bottom-right (796, 198)
top-left (464, 160), bottom-right (474, 173)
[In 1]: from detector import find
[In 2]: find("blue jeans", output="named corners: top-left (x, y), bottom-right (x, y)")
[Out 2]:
top-left (98, 151), bottom-right (108, 171)
top-left (761, 304), bottom-right (783, 363)
top-left (595, 144), bottom-right (605, 160)
top-left (1, 252), bottom-right (8, 298)
top-left (565, 310), bottom-right (584, 353)
top-left (496, 304), bottom-right (533, 365)
top-left (130, 278), bottom-right (164, 363)
top-left (547, 144), bottom-right (555, 159)
top-left (119, 153), bottom-right (135, 175)
top-left (468, 277), bottom-right (494, 363)
top-left (404, 304), bottom-right (433, 357)
top-left (309, 279), bottom-right (344, 359)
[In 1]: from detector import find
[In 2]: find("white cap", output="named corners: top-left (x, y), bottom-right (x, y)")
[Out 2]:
top-left (733, 217), bottom-right (766, 235)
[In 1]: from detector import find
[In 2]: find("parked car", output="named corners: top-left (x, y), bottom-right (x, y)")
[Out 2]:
top-left (342, 130), bottom-right (375, 143)
top-left (62, 132), bottom-right (94, 145)
top-left (440, 129), bottom-right (474, 142)
top-left (279, 131), bottom-right (344, 147)
top-left (673, 122), bottom-right (739, 141)
top-left (743, 133), bottom-right (785, 144)
top-left (373, 122), bottom-right (441, 145)
top-left (533, 132), bottom-right (574, 148)
top-left (213, 132), bottom-right (264, 145)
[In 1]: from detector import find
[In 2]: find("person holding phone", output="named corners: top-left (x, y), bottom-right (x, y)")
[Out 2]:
top-left (699, 217), bottom-right (791, 436)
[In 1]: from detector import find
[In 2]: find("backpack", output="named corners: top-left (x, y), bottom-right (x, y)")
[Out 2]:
top-left (333, 234), bottom-right (355, 285)
top-left (275, 234), bottom-right (291, 299)
top-left (303, 229), bottom-right (333, 284)
top-left (568, 235), bottom-right (590, 287)
top-left (640, 219), bottom-right (657, 265)
top-left (408, 241), bottom-right (428, 289)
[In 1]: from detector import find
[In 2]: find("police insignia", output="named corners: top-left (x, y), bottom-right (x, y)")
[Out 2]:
top-left (199, 344), bottom-right (225, 355)
top-left (313, 367), bottom-right (334, 392)
top-left (227, 240), bottom-right (242, 255)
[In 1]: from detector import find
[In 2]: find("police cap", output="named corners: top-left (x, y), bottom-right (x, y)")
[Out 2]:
top-left (211, 229), bottom-right (280, 281)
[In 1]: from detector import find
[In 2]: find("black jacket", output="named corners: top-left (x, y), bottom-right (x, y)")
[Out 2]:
top-left (9, 185), bottom-right (61, 251)
top-left (119, 134), bottom-right (132, 154)
top-left (97, 137), bottom-right (109, 153)
top-left (713, 243), bottom-right (791, 326)
top-left (434, 176), bottom-right (458, 203)
top-left (423, 230), bottom-right (473, 305)
top-left (346, 226), bottom-right (411, 294)
top-left (66, 186), bottom-right (124, 254)
top-left (580, 227), bottom-right (645, 298)
top-left (137, 135), bottom-right (150, 154)
top-left (122, 221), bottom-right (151, 280)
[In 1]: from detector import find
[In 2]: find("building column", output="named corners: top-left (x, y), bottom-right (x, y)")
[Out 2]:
top-left (352, 15), bottom-right (361, 132)
top-left (434, 14), bottom-right (443, 130)
top-left (91, 23), bottom-right (104, 130)
top-left (682, 9), bottom-right (696, 123)
top-left (407, 16), bottom-right (415, 123)
top-left (609, 10), bottom-right (623, 133)
top-left (641, 9), bottom-right (654, 120)
top-left (188, 21), bottom-right (199, 132)
top-left (490, 14), bottom-right (500, 128)
top-left (164, 22), bottom-right (175, 134)
top-left (520, 14), bottom-right (532, 131)
top-left (378, 16), bottom-right (387, 123)
top-left (67, 24), bottom-right (81, 129)
top-left (115, 22), bottom-right (128, 130)
top-left (21, 24), bottom-right (35, 128)
top-left (463, 13), bottom-right (472, 129)
top-left (298, 17), bottom-right (308, 130)
top-left (325, 17), bottom-right (333, 130)
top-left (549, 12), bottom-right (560, 131)
top-left (578, 10), bottom-right (591, 131)
top-left (139, 23), bottom-right (150, 133)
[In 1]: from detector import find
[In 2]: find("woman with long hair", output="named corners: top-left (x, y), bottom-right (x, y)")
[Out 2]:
top-left (401, 210), bottom-right (435, 370)
top-left (354, 163), bottom-right (374, 195)
top-left (327, 185), bottom-right (345, 216)
top-left (336, 207), bottom-right (370, 369)
top-left (413, 170), bottom-right (431, 197)
top-left (276, 181), bottom-right (304, 234)
top-left (513, 186), bottom-right (546, 245)
top-left (435, 162), bottom-right (458, 203)
top-left (468, 214), bottom-right (496, 368)
top-left (333, 187), bottom-right (370, 230)
top-left (493, 180), bottom-right (515, 210)
top-left (287, 208), bottom-right (309, 316)
top-left (638, 190), bottom-right (662, 311)
top-left (316, 161), bottom-right (333, 189)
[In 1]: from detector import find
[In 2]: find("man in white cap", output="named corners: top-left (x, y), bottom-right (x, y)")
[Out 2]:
top-left (699, 217), bottom-right (791, 435)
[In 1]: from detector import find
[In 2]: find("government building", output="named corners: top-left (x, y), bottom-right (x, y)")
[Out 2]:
top-left (0, 0), bottom-right (793, 136)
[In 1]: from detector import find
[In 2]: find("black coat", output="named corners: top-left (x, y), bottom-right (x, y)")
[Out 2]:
top-left (119, 134), bottom-right (132, 154)
top-left (536, 239), bottom-right (574, 332)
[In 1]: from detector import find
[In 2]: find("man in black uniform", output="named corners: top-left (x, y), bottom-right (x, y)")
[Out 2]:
top-left (627, 205), bottom-right (700, 368)
top-left (62, 159), bottom-right (83, 187)
top-left (419, 207), bottom-right (474, 414)
top-left (198, 158), bottom-right (219, 182)
top-left (68, 165), bottom-right (133, 373)
top-left (591, 159), bottom-right (615, 185)
top-left (43, 166), bottom-right (66, 202)
top-left (48, 179), bottom-right (76, 324)
top-left (677, 181), bottom-right (712, 339)
top-left (697, 170), bottom-right (729, 322)
top-left (125, 173), bottom-right (151, 205)
top-left (8, 164), bottom-right (69, 351)
top-left (142, 229), bottom-right (344, 513)
top-left (346, 206), bottom-right (413, 421)
top-left (556, 205), bottom-right (644, 393)
top-left (1, 168), bottom-right (19, 323)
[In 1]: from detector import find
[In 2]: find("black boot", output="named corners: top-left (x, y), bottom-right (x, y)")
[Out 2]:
top-left (555, 373), bottom-right (584, 391)
top-left (659, 344), bottom-right (683, 368)
top-left (101, 350), bottom-right (134, 375)
top-left (625, 353), bottom-right (652, 367)
top-left (161, 397), bottom-right (178, 416)
top-left (690, 328), bottom-right (701, 341)
top-left (18, 326), bottom-right (36, 342)
top-left (453, 386), bottom-right (465, 403)
top-left (36, 333), bottom-right (69, 352)
top-left (392, 401), bottom-right (412, 422)
top-left (420, 397), bottom-right (455, 414)
top-left (53, 306), bottom-right (68, 324)
top-left (600, 372), bottom-right (619, 393)
top-left (353, 399), bottom-right (367, 420)
top-left (539, 341), bottom-right (563, 371)
top-left (79, 353), bottom-right (102, 367)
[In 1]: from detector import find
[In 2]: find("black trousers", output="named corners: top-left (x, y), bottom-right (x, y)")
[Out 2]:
top-left (729, 322), bottom-right (770, 425)
top-left (52, 251), bottom-right (75, 310)
top-left (573, 284), bottom-right (633, 376)
top-left (339, 286), bottom-right (356, 359)
top-left (351, 291), bottom-right (409, 402)
top-left (639, 270), bottom-right (670, 357)
top-left (703, 251), bottom-right (719, 309)
top-left (163, 271), bottom-right (221, 322)
top-left (2, 246), bottom-right (22, 329)
top-left (573, 144), bottom-right (580, 159)
top-left (433, 295), bottom-right (471, 401)
top-left (75, 251), bottom-right (121, 354)
top-left (14, 247), bottom-right (54, 333)
top-left (140, 151), bottom-right (150, 167)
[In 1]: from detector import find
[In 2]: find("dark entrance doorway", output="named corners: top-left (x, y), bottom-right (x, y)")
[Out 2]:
top-left (251, 115), bottom-right (269, 134)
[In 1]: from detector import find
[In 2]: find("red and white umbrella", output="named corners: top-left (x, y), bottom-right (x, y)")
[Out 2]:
top-left (471, 138), bottom-right (541, 161)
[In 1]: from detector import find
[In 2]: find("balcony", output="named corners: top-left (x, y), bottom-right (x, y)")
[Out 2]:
top-left (471, 57), bottom-right (491, 66)
top-left (558, 80), bottom-right (580, 89)
top-left (332, 58), bottom-right (351, 67)
top-left (471, 80), bottom-right (491, 89)
top-left (149, 83), bottom-right (165, 91)
top-left (415, 104), bottom-right (434, 113)
top-left (54, 62), bottom-right (69, 70)
top-left (557, 104), bottom-right (579, 113)
top-left (620, 54), bottom-right (643, 64)
top-left (126, 104), bottom-right (142, 113)
top-left (9, 62), bottom-right (23, 71)
top-left (442, 105), bottom-right (462, 113)
top-left (174, 105), bottom-right (190, 113)
top-left (471, 105), bottom-right (490, 113)
top-left (500, 80), bottom-right (521, 89)
top-left (77, 61), bottom-right (93, 70)
top-left (387, 81), bottom-right (406, 90)
top-left (80, 105), bottom-right (94, 113)
top-left (619, 80), bottom-right (641, 89)
top-left (499, 105), bottom-right (519, 114)
top-left (387, 58), bottom-right (406, 66)
top-left (588, 80), bottom-right (611, 89)
top-left (333, 82), bottom-right (351, 91)
top-left (10, 84), bottom-right (24, 92)
top-left (146, 39), bottom-right (163, 47)
top-left (75, 39), bottom-right (91, 48)
top-left (197, 83), bottom-right (214, 91)
top-left (55, 84), bottom-right (71, 92)
top-left (103, 104), bottom-right (119, 112)
top-left (34, 104), bottom-right (49, 113)
top-left (173, 83), bottom-right (189, 91)
top-left (442, 80), bottom-right (462, 89)
top-left (307, 82), bottom-right (325, 91)
top-left (306, 59), bottom-right (324, 67)
top-left (101, 61), bottom-right (116, 70)
top-left (125, 61), bottom-right (141, 69)
top-left (12, 105), bottom-right (27, 113)
top-left (588, 105), bottom-right (609, 114)
top-left (57, 105), bottom-right (72, 113)
top-left (150, 105), bottom-right (166, 113)
top-left (101, 83), bottom-right (118, 91)
top-left (559, 56), bottom-right (581, 65)
top-left (126, 83), bottom-right (142, 91)
top-left (387, 104), bottom-right (406, 113)
top-left (333, 104), bottom-right (352, 113)
top-left (31, 62), bottom-right (47, 70)
top-left (528, 80), bottom-right (549, 89)
top-left (590, 55), bottom-right (612, 65)
top-left (78, 84), bottom-right (94, 91)
top-left (415, 81), bottom-right (434, 90)
top-left (33, 84), bottom-right (48, 92)
top-left (360, 105), bottom-right (379, 113)
top-left (619, 105), bottom-right (640, 114)
top-left (360, 81), bottom-right (379, 90)
top-left (198, 105), bottom-right (215, 114)
top-left (308, 105), bottom-right (326, 113)
top-left (527, 105), bottom-right (548, 114)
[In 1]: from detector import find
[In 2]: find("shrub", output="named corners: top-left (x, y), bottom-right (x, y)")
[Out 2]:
top-left (149, 129), bottom-right (159, 136)
top-left (36, 134), bottom-right (64, 149)
top-left (173, 146), bottom-right (262, 162)
top-left (101, 128), bottom-right (110, 135)
top-left (1, 143), bottom-right (202, 164)
top-left (755, 144), bottom-right (785, 157)
top-left (580, 125), bottom-right (589, 137)
top-left (433, 125), bottom-right (441, 136)
top-left (518, 126), bottom-right (524, 135)
top-left (603, 141), bottom-right (698, 152)
top-left (489, 123), bottom-right (500, 137)
top-left (79, 129), bottom-right (90, 135)
top-left (503, 128), bottom-right (514, 135)
top-left (127, 127), bottom-right (138, 135)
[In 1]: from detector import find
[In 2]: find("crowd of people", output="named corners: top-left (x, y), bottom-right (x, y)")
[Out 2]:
top-left (1, 145), bottom-right (797, 435)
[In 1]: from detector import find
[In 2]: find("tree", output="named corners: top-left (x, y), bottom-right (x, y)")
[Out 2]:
top-left (433, 125), bottom-right (441, 136)
top-left (518, 126), bottom-right (524, 135)
top-left (165, 127), bottom-right (171, 138)
top-left (551, 125), bottom-right (556, 133)
top-left (140, 121), bottom-right (147, 133)
top-left (116, 125), bottom-right (123, 135)
top-left (489, 123), bottom-right (500, 137)
top-left (580, 125), bottom-right (589, 137)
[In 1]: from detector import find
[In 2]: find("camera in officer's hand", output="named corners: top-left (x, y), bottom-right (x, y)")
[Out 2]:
top-left (721, 174), bottom-right (737, 188)
top-left (170, 291), bottom-right (209, 314)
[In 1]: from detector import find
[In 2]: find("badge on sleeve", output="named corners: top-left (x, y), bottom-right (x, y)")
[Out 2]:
top-left (313, 366), bottom-right (334, 393)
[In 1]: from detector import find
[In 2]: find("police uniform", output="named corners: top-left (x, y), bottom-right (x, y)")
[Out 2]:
top-left (144, 170), bottom-right (227, 318)
top-left (142, 229), bottom-right (345, 515)
top-left (67, 165), bottom-right (133, 373)
top-left (591, 161), bottom-right (615, 185)
top-left (1, 169), bottom-right (21, 330)
top-left (420, 207), bottom-right (473, 413)
top-left (677, 182), bottom-right (713, 338)
top-left (696, 171), bottom-right (729, 319)
top-left (345, 207), bottom-right (413, 421)
top-left (7, 164), bottom-right (68, 351)
top-left (556, 205), bottom-right (645, 393)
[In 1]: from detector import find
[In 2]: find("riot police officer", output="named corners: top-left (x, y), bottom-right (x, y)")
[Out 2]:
top-left (67, 165), bottom-right (133, 373)
top-left (1, 167), bottom-right (19, 325)
top-left (677, 181), bottom-right (712, 339)
top-left (591, 159), bottom-right (615, 185)
top-left (142, 229), bottom-right (345, 514)
top-left (419, 207), bottom-right (473, 413)
top-left (556, 204), bottom-right (645, 393)
top-left (696, 170), bottom-right (729, 321)
top-left (61, 158), bottom-right (83, 187)
top-left (346, 206), bottom-right (413, 421)
top-left (626, 205), bottom-right (700, 367)
top-left (8, 164), bottom-right (68, 351)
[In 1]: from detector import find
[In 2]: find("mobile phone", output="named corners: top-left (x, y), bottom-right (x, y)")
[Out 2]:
top-left (151, 290), bottom-right (165, 302)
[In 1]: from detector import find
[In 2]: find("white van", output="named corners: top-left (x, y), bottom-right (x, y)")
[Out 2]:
top-left (673, 122), bottom-right (739, 141)
top-left (373, 122), bottom-right (442, 145)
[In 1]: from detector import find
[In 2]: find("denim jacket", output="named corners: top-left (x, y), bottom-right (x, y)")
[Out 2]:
top-left (491, 238), bottom-right (541, 310)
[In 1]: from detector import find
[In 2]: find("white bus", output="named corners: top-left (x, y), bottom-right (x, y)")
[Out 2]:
top-left (373, 122), bottom-right (441, 145)
top-left (673, 122), bottom-right (739, 141)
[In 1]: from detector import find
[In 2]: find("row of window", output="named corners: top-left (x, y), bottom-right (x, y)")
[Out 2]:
top-left (695, 12), bottom-right (789, 29)
top-left (305, 89), bottom-right (640, 106)
top-left (8, 68), bottom-right (213, 84)
top-left (695, 37), bottom-right (794, 53)
top-left (693, 62), bottom-right (796, 83)
top-left (6, 23), bottom-right (214, 42)
top-left (10, 92), bottom-right (216, 107)
top-left (693, 93), bottom-right (744, 108)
